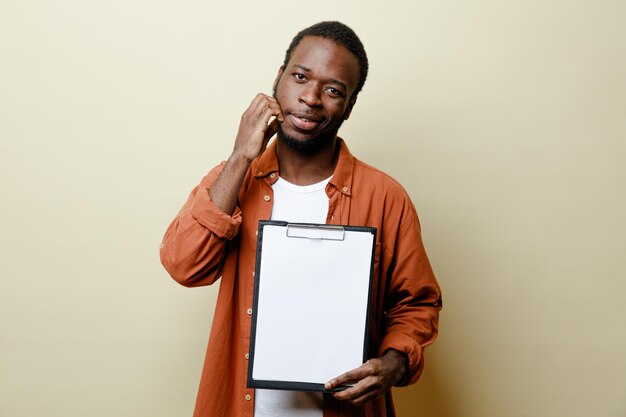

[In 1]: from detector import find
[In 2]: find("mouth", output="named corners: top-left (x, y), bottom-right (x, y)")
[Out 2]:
top-left (288, 112), bottom-right (323, 131)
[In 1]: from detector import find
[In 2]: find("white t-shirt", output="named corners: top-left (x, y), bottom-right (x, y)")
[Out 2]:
top-left (253, 175), bottom-right (331, 417)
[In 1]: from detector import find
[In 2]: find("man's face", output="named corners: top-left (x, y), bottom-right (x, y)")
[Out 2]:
top-left (273, 36), bottom-right (360, 154)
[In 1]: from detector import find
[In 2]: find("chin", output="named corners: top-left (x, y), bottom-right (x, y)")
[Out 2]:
top-left (278, 127), bottom-right (335, 155)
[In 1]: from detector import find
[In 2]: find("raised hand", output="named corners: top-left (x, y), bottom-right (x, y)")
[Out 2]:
top-left (232, 93), bottom-right (284, 163)
top-left (208, 94), bottom-right (283, 214)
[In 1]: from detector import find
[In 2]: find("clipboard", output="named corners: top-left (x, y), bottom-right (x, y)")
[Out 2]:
top-left (247, 220), bottom-right (377, 392)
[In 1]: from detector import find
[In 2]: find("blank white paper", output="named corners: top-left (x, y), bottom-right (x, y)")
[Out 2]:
top-left (251, 223), bottom-right (375, 385)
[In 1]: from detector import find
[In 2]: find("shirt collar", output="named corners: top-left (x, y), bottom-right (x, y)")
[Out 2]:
top-left (251, 140), bottom-right (279, 182)
top-left (251, 138), bottom-right (355, 196)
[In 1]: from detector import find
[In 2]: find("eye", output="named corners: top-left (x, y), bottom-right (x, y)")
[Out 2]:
top-left (293, 73), bottom-right (306, 81)
top-left (326, 87), bottom-right (344, 98)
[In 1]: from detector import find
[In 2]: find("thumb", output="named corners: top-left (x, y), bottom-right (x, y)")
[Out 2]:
top-left (263, 118), bottom-right (280, 143)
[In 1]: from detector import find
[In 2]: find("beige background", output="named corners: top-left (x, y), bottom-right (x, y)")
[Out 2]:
top-left (1, 1), bottom-right (625, 416)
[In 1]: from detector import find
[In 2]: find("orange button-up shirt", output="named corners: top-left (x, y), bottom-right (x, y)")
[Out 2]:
top-left (160, 139), bottom-right (442, 417)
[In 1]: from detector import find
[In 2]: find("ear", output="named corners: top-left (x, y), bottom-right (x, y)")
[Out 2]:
top-left (273, 66), bottom-right (285, 93)
top-left (343, 95), bottom-right (358, 120)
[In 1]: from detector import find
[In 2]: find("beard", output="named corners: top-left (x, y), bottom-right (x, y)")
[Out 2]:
top-left (277, 124), bottom-right (336, 155)
top-left (277, 113), bottom-right (347, 155)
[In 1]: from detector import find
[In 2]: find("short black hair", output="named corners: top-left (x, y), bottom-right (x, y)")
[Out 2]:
top-left (282, 21), bottom-right (369, 98)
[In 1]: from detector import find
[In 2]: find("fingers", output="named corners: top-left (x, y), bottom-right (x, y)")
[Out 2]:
top-left (263, 100), bottom-right (284, 122)
top-left (325, 363), bottom-right (372, 390)
top-left (326, 359), bottom-right (391, 406)
top-left (332, 375), bottom-right (383, 406)
top-left (247, 94), bottom-right (283, 141)
top-left (233, 93), bottom-right (283, 161)
top-left (250, 93), bottom-right (283, 122)
top-left (328, 370), bottom-right (357, 387)
top-left (264, 118), bottom-right (280, 141)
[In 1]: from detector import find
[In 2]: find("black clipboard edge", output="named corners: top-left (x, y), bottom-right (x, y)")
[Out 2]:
top-left (248, 379), bottom-right (351, 393)
top-left (246, 220), bottom-right (280, 392)
top-left (247, 220), bottom-right (377, 391)
top-left (363, 226), bottom-right (377, 366)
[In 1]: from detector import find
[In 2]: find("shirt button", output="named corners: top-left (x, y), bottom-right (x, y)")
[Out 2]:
top-left (264, 195), bottom-right (271, 202)
top-left (245, 394), bottom-right (251, 401)
top-left (245, 353), bottom-right (249, 360)
top-left (269, 173), bottom-right (276, 178)
top-left (342, 186), bottom-right (348, 193)
top-left (247, 308), bottom-right (252, 315)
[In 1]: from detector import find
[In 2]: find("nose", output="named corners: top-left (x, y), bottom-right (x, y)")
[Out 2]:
top-left (299, 83), bottom-right (322, 108)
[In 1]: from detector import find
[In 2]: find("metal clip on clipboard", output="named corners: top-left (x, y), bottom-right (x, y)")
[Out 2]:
top-left (285, 223), bottom-right (346, 241)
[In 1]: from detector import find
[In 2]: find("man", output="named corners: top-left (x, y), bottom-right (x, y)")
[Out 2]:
top-left (160, 21), bottom-right (442, 417)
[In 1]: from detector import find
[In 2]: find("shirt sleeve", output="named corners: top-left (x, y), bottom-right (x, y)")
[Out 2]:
top-left (377, 202), bottom-right (442, 386)
top-left (159, 163), bottom-right (243, 287)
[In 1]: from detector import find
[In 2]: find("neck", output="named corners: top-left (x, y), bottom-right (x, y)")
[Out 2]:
top-left (276, 137), bottom-right (339, 185)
